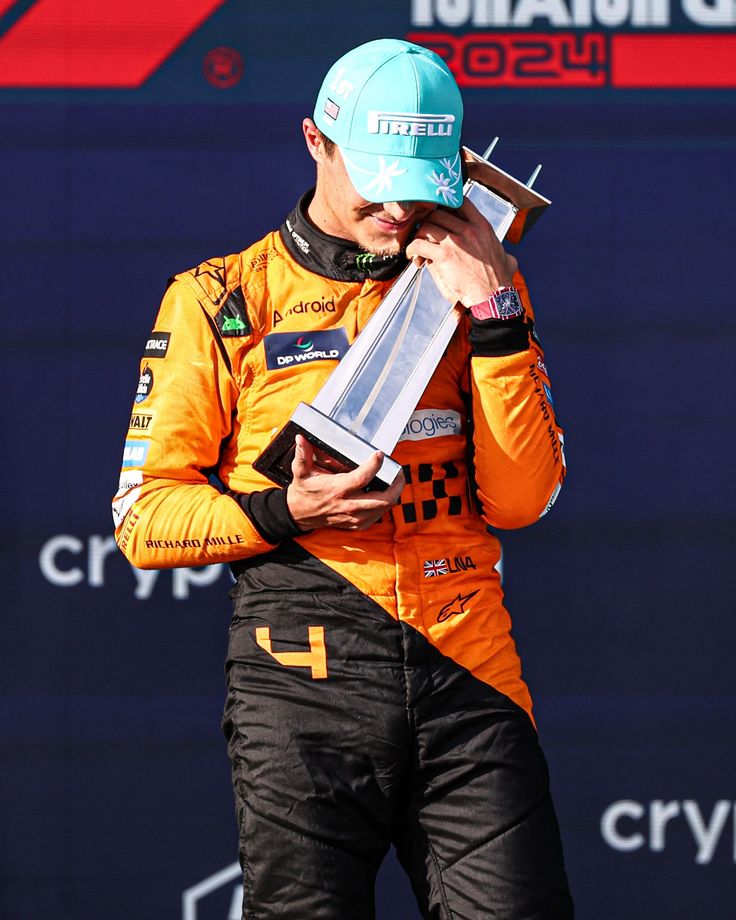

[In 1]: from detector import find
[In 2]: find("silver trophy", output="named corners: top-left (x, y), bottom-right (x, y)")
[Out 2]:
top-left (253, 140), bottom-right (550, 490)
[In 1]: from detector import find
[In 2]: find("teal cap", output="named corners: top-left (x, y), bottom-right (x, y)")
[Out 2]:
top-left (314, 39), bottom-right (464, 208)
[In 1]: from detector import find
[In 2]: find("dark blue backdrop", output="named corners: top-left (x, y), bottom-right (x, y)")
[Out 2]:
top-left (2, 3), bottom-right (735, 918)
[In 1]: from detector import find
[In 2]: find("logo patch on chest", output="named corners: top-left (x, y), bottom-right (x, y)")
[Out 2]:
top-left (399, 409), bottom-right (462, 442)
top-left (263, 328), bottom-right (349, 369)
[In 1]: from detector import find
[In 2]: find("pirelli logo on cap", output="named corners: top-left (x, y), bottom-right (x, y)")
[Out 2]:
top-left (366, 111), bottom-right (455, 137)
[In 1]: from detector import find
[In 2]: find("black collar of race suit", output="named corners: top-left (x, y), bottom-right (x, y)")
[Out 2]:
top-left (279, 189), bottom-right (409, 282)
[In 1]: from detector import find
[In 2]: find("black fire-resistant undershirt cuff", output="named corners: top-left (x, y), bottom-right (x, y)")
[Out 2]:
top-left (226, 487), bottom-right (304, 545)
top-left (469, 315), bottom-right (532, 357)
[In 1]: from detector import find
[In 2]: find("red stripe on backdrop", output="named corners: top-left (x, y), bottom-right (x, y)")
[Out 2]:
top-left (0, 0), bottom-right (22, 18)
top-left (612, 34), bottom-right (736, 88)
top-left (0, 0), bottom-right (228, 87)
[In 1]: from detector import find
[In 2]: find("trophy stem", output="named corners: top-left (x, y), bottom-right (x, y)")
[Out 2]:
top-left (348, 271), bottom-right (423, 436)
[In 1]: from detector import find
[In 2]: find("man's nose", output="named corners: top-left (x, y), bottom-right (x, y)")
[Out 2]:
top-left (382, 201), bottom-right (416, 220)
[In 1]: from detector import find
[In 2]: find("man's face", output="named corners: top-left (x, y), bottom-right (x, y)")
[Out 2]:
top-left (312, 137), bottom-right (437, 256)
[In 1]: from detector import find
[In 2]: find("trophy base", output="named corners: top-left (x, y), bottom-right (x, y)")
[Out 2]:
top-left (252, 402), bottom-right (403, 491)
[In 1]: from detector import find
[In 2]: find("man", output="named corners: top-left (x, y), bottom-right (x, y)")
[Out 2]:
top-left (113, 38), bottom-right (573, 920)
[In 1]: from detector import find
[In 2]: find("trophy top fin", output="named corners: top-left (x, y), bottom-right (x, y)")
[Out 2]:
top-left (462, 145), bottom-right (550, 244)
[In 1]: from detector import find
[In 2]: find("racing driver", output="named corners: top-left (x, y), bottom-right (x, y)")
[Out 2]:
top-left (113, 38), bottom-right (573, 920)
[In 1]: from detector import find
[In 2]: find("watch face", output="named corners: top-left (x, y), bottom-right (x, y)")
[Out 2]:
top-left (494, 289), bottom-right (523, 319)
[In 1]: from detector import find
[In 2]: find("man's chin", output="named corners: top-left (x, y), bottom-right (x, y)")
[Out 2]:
top-left (361, 233), bottom-right (409, 258)
top-left (365, 244), bottom-right (403, 258)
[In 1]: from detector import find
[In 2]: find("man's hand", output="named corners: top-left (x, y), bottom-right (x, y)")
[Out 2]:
top-left (406, 198), bottom-right (518, 306)
top-left (286, 434), bottom-right (405, 531)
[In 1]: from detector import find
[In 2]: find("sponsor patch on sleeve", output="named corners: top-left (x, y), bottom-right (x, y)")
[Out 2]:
top-left (121, 440), bottom-right (150, 469)
top-left (143, 331), bottom-right (171, 358)
top-left (112, 470), bottom-right (143, 528)
top-left (128, 412), bottom-right (154, 433)
top-left (135, 365), bottom-right (153, 403)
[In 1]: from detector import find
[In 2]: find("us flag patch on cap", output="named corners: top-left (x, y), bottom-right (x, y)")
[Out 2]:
top-left (324, 98), bottom-right (340, 121)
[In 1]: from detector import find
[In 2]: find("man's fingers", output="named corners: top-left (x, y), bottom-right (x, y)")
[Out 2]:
top-left (333, 479), bottom-right (406, 529)
top-left (418, 211), bottom-right (464, 236)
top-left (291, 440), bottom-right (404, 503)
top-left (422, 198), bottom-right (482, 231)
top-left (292, 439), bottom-right (384, 488)
top-left (336, 454), bottom-right (405, 510)
top-left (286, 445), bottom-right (405, 532)
top-left (347, 465), bottom-right (405, 505)
top-left (342, 450), bottom-right (384, 490)
top-left (405, 237), bottom-right (435, 263)
top-left (291, 433), bottom-right (315, 480)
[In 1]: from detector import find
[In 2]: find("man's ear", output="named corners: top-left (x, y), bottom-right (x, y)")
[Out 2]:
top-left (303, 118), bottom-right (323, 164)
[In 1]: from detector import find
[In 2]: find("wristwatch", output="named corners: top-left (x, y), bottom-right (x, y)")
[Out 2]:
top-left (469, 286), bottom-right (524, 321)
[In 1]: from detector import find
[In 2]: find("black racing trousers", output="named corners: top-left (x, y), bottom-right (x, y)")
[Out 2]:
top-left (223, 551), bottom-right (574, 919)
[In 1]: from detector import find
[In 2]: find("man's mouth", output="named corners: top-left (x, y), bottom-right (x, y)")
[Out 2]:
top-left (370, 214), bottom-right (414, 233)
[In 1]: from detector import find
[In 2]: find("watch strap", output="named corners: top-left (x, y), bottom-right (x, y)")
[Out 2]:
top-left (469, 286), bottom-right (524, 321)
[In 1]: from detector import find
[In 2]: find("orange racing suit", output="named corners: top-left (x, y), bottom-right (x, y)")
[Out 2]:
top-left (113, 191), bottom-right (571, 919)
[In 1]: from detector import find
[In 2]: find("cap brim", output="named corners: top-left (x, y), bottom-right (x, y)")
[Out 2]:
top-left (339, 147), bottom-right (464, 208)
